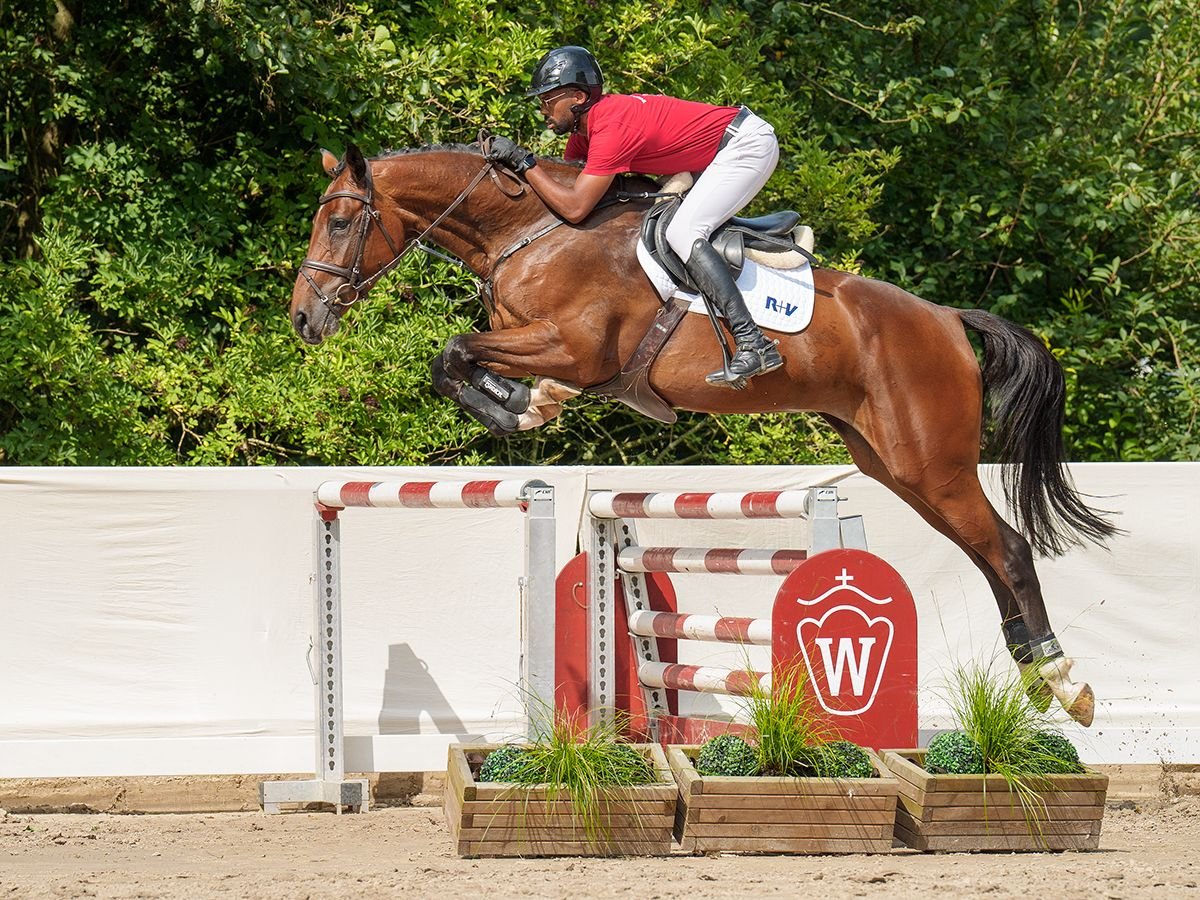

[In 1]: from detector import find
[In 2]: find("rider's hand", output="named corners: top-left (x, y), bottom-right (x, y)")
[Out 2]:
top-left (486, 136), bottom-right (537, 174)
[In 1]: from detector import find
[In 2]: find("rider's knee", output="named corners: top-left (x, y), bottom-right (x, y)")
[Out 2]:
top-left (664, 217), bottom-right (711, 263)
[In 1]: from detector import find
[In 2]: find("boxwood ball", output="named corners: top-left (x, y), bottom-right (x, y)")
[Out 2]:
top-left (814, 740), bottom-right (875, 779)
top-left (925, 730), bottom-right (985, 774)
top-left (696, 734), bottom-right (759, 777)
top-left (478, 745), bottom-right (533, 782)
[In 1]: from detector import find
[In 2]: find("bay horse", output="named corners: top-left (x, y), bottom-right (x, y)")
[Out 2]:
top-left (290, 142), bottom-right (1117, 726)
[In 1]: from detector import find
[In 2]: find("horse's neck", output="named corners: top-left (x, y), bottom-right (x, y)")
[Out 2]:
top-left (377, 152), bottom-right (548, 277)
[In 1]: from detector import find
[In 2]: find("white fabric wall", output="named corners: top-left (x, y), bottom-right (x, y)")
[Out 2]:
top-left (0, 463), bottom-right (1195, 777)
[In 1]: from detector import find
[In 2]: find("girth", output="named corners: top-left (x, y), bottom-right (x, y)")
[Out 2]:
top-left (586, 297), bottom-right (691, 424)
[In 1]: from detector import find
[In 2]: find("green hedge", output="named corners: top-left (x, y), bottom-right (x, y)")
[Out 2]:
top-left (2, 1), bottom-right (1194, 464)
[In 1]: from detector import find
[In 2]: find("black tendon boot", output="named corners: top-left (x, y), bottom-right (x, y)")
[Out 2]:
top-left (684, 239), bottom-right (784, 387)
top-left (1002, 618), bottom-right (1053, 711)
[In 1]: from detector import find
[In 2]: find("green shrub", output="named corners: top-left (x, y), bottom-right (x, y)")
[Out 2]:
top-left (813, 740), bottom-right (875, 779)
top-left (1029, 731), bottom-right (1085, 775)
top-left (696, 734), bottom-right (759, 777)
top-left (605, 743), bottom-right (655, 784)
top-left (478, 745), bottom-right (534, 782)
top-left (925, 730), bottom-right (985, 774)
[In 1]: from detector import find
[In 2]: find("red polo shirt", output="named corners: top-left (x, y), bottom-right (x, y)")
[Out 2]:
top-left (564, 94), bottom-right (739, 176)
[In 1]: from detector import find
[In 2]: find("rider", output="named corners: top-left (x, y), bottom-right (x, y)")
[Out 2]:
top-left (486, 45), bottom-right (783, 388)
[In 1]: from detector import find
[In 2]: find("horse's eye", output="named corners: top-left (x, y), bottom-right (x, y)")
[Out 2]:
top-left (329, 217), bottom-right (350, 231)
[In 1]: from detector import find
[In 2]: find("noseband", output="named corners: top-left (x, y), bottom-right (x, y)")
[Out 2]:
top-left (299, 159), bottom-right (497, 311)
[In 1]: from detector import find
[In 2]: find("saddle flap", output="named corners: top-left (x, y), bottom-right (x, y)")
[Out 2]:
top-left (641, 198), bottom-right (694, 290)
top-left (711, 230), bottom-right (744, 275)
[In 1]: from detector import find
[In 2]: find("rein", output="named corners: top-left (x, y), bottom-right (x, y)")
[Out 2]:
top-left (299, 146), bottom-right (666, 316)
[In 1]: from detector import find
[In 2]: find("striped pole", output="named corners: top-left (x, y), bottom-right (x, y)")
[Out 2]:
top-left (316, 479), bottom-right (531, 510)
top-left (638, 661), bottom-right (771, 697)
top-left (628, 610), bottom-right (772, 645)
top-left (588, 490), bottom-right (811, 520)
top-left (618, 546), bottom-right (807, 576)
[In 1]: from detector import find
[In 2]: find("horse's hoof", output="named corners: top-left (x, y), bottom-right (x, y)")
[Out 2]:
top-left (430, 355), bottom-right (460, 399)
top-left (1038, 656), bottom-right (1095, 727)
top-left (1064, 683), bottom-right (1095, 727)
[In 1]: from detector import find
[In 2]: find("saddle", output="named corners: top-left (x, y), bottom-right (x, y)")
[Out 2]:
top-left (640, 192), bottom-right (816, 292)
top-left (588, 181), bottom-right (818, 425)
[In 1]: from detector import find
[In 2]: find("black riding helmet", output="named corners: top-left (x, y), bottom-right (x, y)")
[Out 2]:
top-left (527, 45), bottom-right (604, 115)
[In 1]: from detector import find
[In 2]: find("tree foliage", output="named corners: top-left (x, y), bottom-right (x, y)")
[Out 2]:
top-left (1, 0), bottom-right (1194, 465)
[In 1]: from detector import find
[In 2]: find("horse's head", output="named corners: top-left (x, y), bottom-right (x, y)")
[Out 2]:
top-left (290, 143), bottom-right (405, 345)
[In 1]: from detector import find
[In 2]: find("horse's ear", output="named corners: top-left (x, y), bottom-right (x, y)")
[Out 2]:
top-left (320, 148), bottom-right (340, 177)
top-left (344, 143), bottom-right (369, 186)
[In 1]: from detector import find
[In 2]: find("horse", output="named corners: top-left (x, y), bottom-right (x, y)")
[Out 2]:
top-left (289, 142), bottom-right (1117, 727)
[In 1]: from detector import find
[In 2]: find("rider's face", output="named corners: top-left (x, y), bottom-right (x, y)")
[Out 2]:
top-left (539, 88), bottom-right (586, 135)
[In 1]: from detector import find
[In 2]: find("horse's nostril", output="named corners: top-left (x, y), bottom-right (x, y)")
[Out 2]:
top-left (294, 310), bottom-right (307, 333)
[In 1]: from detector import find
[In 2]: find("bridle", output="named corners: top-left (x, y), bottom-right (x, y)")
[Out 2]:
top-left (298, 156), bottom-right (497, 311)
top-left (299, 138), bottom-right (631, 317)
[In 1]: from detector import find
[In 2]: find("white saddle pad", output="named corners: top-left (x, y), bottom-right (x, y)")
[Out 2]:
top-left (636, 239), bottom-right (815, 333)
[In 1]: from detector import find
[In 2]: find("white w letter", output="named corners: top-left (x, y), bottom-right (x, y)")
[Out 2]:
top-left (814, 637), bottom-right (877, 696)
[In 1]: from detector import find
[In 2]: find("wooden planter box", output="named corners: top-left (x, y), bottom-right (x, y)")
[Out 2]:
top-left (444, 743), bottom-right (676, 857)
top-left (880, 749), bottom-right (1108, 852)
top-left (668, 746), bottom-right (898, 854)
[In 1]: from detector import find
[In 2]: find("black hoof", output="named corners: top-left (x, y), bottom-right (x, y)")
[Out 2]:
top-left (430, 356), bottom-right (457, 399)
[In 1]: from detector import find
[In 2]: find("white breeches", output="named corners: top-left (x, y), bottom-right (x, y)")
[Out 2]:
top-left (663, 110), bottom-right (780, 263)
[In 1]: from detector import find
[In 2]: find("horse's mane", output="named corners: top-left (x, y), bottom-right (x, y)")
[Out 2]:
top-left (374, 143), bottom-right (585, 170)
top-left (376, 143), bottom-right (480, 159)
top-left (370, 143), bottom-right (654, 202)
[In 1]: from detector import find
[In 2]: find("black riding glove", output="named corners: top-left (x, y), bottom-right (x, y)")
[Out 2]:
top-left (486, 137), bottom-right (537, 174)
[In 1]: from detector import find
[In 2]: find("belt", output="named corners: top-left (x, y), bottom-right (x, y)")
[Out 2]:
top-left (717, 106), bottom-right (753, 151)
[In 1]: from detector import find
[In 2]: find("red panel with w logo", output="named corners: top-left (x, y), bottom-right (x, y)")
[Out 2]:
top-left (772, 549), bottom-right (917, 750)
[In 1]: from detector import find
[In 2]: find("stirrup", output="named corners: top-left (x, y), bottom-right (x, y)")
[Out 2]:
top-left (705, 341), bottom-right (783, 388)
top-left (705, 364), bottom-right (749, 390)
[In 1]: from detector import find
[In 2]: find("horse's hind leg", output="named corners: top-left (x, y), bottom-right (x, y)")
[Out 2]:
top-left (823, 415), bottom-right (1020, 619)
top-left (831, 406), bottom-right (1094, 726)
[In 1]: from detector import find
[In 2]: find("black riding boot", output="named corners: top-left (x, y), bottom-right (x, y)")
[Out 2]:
top-left (684, 239), bottom-right (784, 387)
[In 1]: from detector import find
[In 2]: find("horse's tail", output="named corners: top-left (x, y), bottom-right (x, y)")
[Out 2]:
top-left (957, 307), bottom-right (1118, 557)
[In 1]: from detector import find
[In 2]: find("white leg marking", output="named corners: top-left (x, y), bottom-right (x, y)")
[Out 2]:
top-left (1039, 656), bottom-right (1095, 727)
top-left (516, 378), bottom-right (582, 431)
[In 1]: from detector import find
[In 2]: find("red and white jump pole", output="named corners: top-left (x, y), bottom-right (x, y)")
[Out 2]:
top-left (261, 478), bottom-right (555, 815)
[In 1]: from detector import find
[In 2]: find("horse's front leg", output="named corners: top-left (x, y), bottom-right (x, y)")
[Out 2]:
top-left (430, 355), bottom-right (523, 436)
top-left (434, 323), bottom-right (590, 437)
